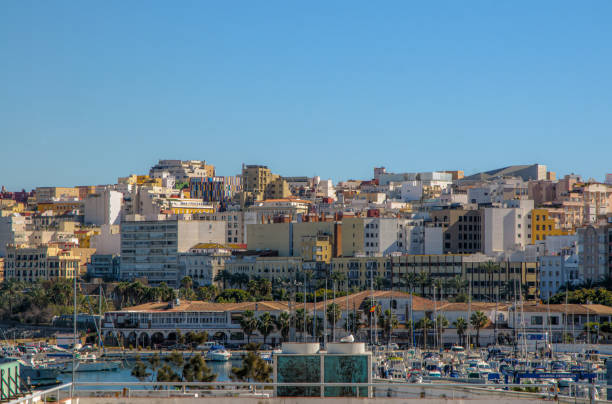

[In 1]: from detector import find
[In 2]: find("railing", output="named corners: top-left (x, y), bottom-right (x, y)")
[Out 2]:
top-left (8, 381), bottom-right (612, 403)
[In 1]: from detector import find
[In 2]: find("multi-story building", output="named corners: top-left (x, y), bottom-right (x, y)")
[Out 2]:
top-left (247, 220), bottom-right (350, 258)
top-left (101, 300), bottom-right (289, 348)
top-left (0, 214), bottom-right (29, 257)
top-left (37, 201), bottom-right (83, 214)
top-left (429, 208), bottom-right (483, 254)
top-left (195, 211), bottom-right (257, 245)
top-left (577, 223), bottom-right (610, 282)
top-left (4, 245), bottom-right (81, 282)
top-left (189, 176), bottom-right (242, 206)
top-left (531, 208), bottom-right (571, 243)
top-left (390, 254), bottom-right (538, 301)
top-left (0, 257), bottom-right (4, 282)
top-left (35, 187), bottom-right (80, 203)
top-left (225, 256), bottom-right (303, 282)
top-left (247, 199), bottom-right (311, 222)
top-left (178, 245), bottom-right (232, 286)
top-left (84, 190), bottom-right (123, 226)
top-left (539, 253), bottom-right (579, 299)
top-left (119, 217), bottom-right (226, 286)
top-left (241, 164), bottom-right (274, 201)
top-left (149, 160), bottom-right (215, 183)
top-left (330, 256), bottom-right (390, 289)
top-left (87, 254), bottom-right (121, 281)
top-left (483, 200), bottom-right (534, 256)
top-left (241, 164), bottom-right (291, 203)
top-left (582, 183), bottom-right (612, 224)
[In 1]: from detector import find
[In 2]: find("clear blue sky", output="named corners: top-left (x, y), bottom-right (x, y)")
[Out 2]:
top-left (1, 1), bottom-right (611, 190)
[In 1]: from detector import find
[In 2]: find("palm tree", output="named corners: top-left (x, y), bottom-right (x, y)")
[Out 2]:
top-left (346, 312), bottom-right (364, 335)
top-left (293, 308), bottom-right (307, 339)
top-left (404, 273), bottom-right (419, 294)
top-left (180, 276), bottom-right (193, 290)
top-left (453, 317), bottom-right (468, 346)
top-left (435, 314), bottom-right (449, 348)
top-left (417, 272), bottom-right (431, 297)
top-left (274, 312), bottom-right (291, 342)
top-left (416, 317), bottom-right (434, 350)
top-left (240, 310), bottom-right (258, 344)
top-left (378, 309), bottom-right (399, 345)
top-left (214, 270), bottom-right (232, 289)
top-left (326, 303), bottom-right (341, 341)
top-left (470, 311), bottom-right (488, 347)
top-left (483, 261), bottom-right (500, 303)
top-left (433, 278), bottom-right (445, 301)
top-left (257, 312), bottom-right (275, 345)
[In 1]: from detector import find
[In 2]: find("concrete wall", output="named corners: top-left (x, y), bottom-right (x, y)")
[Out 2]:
top-left (177, 221), bottom-right (226, 252)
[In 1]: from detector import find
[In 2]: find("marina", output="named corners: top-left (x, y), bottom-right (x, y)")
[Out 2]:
top-left (2, 339), bottom-right (610, 402)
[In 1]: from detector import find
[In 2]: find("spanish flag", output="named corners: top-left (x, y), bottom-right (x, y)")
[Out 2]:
top-left (370, 305), bottom-right (376, 313)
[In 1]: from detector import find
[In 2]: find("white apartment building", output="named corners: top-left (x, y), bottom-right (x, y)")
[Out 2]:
top-left (178, 246), bottom-right (231, 286)
top-left (483, 199), bottom-right (534, 256)
top-left (149, 159), bottom-right (215, 183)
top-left (539, 254), bottom-right (579, 299)
top-left (196, 210), bottom-right (257, 244)
top-left (84, 189), bottom-right (123, 226)
top-left (577, 224), bottom-right (610, 282)
top-left (119, 217), bottom-right (225, 287)
top-left (0, 214), bottom-right (29, 257)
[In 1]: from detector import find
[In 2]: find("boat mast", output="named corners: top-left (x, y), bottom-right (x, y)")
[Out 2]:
top-left (71, 270), bottom-right (77, 396)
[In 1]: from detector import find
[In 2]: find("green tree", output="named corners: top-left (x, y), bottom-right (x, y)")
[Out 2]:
top-left (131, 357), bottom-right (151, 381)
top-left (214, 270), bottom-right (233, 289)
top-left (257, 312), bottom-right (275, 345)
top-left (453, 317), bottom-right (468, 346)
top-left (240, 310), bottom-right (258, 344)
top-left (293, 308), bottom-right (307, 339)
top-left (416, 317), bottom-right (434, 349)
top-left (417, 272), bottom-right (431, 297)
top-left (165, 350), bottom-right (184, 367)
top-left (216, 289), bottom-right (251, 303)
top-left (180, 276), bottom-right (194, 290)
top-left (378, 309), bottom-right (399, 345)
top-left (435, 314), bottom-right (449, 348)
top-left (346, 312), bottom-right (364, 335)
top-left (182, 354), bottom-right (217, 382)
top-left (274, 312), bottom-right (291, 342)
top-left (196, 285), bottom-right (219, 301)
top-left (231, 344), bottom-right (273, 383)
top-left (470, 311), bottom-right (488, 347)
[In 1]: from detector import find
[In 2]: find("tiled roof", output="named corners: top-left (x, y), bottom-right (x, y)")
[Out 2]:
top-left (119, 300), bottom-right (289, 313)
top-left (312, 290), bottom-right (434, 312)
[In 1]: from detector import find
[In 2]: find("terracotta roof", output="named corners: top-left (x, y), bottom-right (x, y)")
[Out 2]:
top-left (438, 302), bottom-right (509, 312)
top-left (511, 303), bottom-right (612, 315)
top-left (119, 300), bottom-right (289, 313)
top-left (312, 290), bottom-right (434, 312)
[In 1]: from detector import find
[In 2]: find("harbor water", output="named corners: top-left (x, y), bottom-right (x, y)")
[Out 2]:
top-left (58, 358), bottom-right (237, 388)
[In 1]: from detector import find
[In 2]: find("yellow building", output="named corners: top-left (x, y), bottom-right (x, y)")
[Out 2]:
top-left (37, 201), bottom-right (84, 213)
top-left (225, 256), bottom-right (303, 281)
top-left (4, 245), bottom-right (81, 282)
top-left (75, 228), bottom-right (101, 248)
top-left (118, 174), bottom-right (162, 186)
top-left (35, 187), bottom-right (80, 203)
top-left (531, 208), bottom-right (571, 243)
top-left (330, 256), bottom-right (390, 289)
top-left (166, 198), bottom-right (215, 214)
top-left (301, 234), bottom-right (333, 263)
top-left (247, 219), bottom-right (362, 258)
top-left (76, 185), bottom-right (97, 200)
